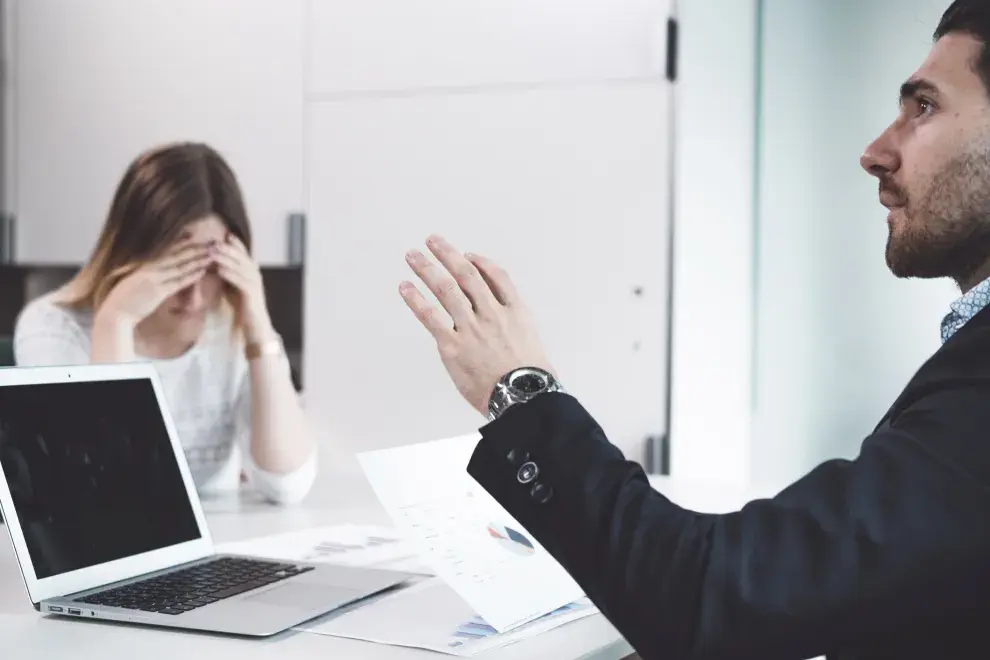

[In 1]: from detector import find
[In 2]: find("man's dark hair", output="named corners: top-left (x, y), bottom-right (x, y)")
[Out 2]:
top-left (935, 0), bottom-right (990, 95)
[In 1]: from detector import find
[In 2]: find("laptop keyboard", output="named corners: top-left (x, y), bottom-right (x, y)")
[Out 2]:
top-left (75, 557), bottom-right (314, 615)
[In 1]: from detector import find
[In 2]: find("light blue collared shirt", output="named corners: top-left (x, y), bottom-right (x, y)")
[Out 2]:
top-left (940, 277), bottom-right (990, 343)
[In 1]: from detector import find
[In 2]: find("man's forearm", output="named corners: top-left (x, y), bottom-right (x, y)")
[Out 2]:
top-left (467, 392), bottom-right (712, 658)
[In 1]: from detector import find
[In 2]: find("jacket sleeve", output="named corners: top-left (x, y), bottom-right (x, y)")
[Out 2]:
top-left (466, 390), bottom-right (990, 660)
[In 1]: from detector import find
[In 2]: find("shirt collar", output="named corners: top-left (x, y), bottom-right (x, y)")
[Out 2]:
top-left (941, 276), bottom-right (990, 343)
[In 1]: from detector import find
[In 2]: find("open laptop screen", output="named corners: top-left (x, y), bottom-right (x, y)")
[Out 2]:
top-left (0, 377), bottom-right (201, 579)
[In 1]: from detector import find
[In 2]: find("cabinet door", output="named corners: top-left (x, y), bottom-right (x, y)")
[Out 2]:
top-left (304, 82), bottom-right (670, 460)
top-left (307, 0), bottom-right (671, 94)
top-left (11, 0), bottom-right (304, 265)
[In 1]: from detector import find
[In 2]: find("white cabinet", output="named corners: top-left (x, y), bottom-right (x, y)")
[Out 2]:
top-left (304, 82), bottom-right (670, 458)
top-left (9, 0), bottom-right (305, 265)
top-left (307, 0), bottom-right (671, 94)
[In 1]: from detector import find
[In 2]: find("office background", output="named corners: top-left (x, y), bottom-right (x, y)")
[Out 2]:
top-left (0, 0), bottom-right (962, 492)
top-left (673, 0), bottom-right (958, 489)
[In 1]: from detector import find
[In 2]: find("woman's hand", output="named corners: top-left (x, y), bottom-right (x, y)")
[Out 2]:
top-left (96, 239), bottom-right (212, 327)
top-left (213, 234), bottom-right (275, 343)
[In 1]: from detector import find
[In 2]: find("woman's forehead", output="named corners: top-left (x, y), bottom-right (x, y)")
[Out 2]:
top-left (178, 215), bottom-right (227, 243)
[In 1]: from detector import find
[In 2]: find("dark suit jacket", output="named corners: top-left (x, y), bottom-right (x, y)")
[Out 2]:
top-left (467, 306), bottom-right (990, 660)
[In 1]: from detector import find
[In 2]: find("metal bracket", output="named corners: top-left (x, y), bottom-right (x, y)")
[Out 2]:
top-left (0, 211), bottom-right (14, 264)
top-left (287, 212), bottom-right (306, 266)
top-left (645, 433), bottom-right (670, 475)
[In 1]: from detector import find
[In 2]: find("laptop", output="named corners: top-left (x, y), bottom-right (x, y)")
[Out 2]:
top-left (0, 362), bottom-right (414, 636)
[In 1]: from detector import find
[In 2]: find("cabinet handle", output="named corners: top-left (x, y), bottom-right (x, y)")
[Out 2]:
top-left (287, 212), bottom-right (306, 266)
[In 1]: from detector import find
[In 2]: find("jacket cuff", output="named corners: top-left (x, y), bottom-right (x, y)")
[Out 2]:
top-left (466, 392), bottom-right (625, 527)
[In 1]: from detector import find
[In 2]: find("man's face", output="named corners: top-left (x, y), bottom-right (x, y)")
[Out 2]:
top-left (861, 33), bottom-right (990, 286)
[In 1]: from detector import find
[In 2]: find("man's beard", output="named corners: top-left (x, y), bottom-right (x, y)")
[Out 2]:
top-left (885, 146), bottom-right (990, 284)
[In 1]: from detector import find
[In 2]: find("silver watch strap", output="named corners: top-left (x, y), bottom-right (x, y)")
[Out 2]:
top-left (487, 367), bottom-right (564, 421)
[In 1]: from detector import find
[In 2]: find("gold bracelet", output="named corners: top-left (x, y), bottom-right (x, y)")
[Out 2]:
top-left (245, 334), bottom-right (284, 360)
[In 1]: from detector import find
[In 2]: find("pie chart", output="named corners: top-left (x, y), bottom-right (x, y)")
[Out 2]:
top-left (487, 523), bottom-right (535, 557)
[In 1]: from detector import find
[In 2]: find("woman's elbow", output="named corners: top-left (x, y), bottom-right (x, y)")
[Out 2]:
top-left (252, 449), bottom-right (318, 506)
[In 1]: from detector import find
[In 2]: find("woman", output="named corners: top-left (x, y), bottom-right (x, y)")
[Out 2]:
top-left (13, 142), bottom-right (316, 505)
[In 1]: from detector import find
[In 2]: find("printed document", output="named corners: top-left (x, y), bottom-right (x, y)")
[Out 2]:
top-left (296, 577), bottom-right (596, 656)
top-left (216, 524), bottom-right (431, 574)
top-left (357, 434), bottom-right (583, 632)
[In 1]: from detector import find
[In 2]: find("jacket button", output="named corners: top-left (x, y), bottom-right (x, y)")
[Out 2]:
top-left (530, 482), bottom-right (553, 504)
top-left (517, 461), bottom-right (539, 484)
top-left (506, 448), bottom-right (530, 467)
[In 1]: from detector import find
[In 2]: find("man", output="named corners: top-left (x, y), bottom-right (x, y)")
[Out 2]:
top-left (398, 2), bottom-right (990, 658)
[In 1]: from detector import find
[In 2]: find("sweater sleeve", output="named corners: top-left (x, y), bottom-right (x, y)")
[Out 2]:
top-left (234, 357), bottom-right (317, 505)
top-left (13, 297), bottom-right (92, 366)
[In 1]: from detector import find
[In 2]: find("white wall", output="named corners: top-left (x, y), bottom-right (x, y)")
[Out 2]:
top-left (302, 1), bottom-right (675, 459)
top-left (750, 0), bottom-right (958, 486)
top-left (668, 0), bottom-right (758, 485)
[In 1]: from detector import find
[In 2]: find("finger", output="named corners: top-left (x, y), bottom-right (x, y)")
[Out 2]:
top-left (162, 252), bottom-right (212, 283)
top-left (464, 252), bottom-right (519, 306)
top-left (216, 263), bottom-right (250, 293)
top-left (215, 252), bottom-right (260, 292)
top-left (425, 235), bottom-right (499, 315)
top-left (213, 250), bottom-right (259, 287)
top-left (162, 261), bottom-right (208, 294)
top-left (399, 281), bottom-right (452, 340)
top-left (216, 242), bottom-right (249, 269)
top-left (405, 248), bottom-right (474, 327)
top-left (155, 242), bottom-right (207, 273)
top-left (224, 233), bottom-right (250, 255)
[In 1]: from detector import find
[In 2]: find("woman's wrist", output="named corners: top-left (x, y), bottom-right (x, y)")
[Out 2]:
top-left (91, 307), bottom-right (138, 361)
top-left (94, 307), bottom-right (138, 338)
top-left (242, 308), bottom-right (277, 345)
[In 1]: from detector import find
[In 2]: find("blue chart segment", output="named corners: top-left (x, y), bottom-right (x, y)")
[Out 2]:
top-left (487, 523), bottom-right (535, 557)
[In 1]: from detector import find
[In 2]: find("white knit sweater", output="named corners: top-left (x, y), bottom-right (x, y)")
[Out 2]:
top-left (12, 294), bottom-right (316, 505)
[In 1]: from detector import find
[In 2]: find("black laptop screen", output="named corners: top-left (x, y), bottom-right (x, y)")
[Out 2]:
top-left (0, 377), bottom-right (201, 579)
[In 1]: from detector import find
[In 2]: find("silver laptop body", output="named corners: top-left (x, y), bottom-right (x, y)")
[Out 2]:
top-left (0, 362), bottom-right (413, 636)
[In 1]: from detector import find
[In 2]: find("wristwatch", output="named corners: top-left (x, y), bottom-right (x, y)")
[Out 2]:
top-left (487, 366), bottom-right (565, 421)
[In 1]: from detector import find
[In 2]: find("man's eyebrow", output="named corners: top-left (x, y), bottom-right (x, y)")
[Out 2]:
top-left (899, 78), bottom-right (940, 104)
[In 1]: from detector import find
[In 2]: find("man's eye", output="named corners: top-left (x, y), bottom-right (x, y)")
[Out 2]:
top-left (917, 98), bottom-right (934, 115)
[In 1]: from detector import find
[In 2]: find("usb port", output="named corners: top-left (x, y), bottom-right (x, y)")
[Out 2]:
top-left (67, 608), bottom-right (81, 615)
top-left (48, 605), bottom-right (63, 612)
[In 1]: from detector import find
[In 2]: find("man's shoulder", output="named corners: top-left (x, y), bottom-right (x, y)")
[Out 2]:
top-left (926, 306), bottom-right (990, 379)
top-left (875, 308), bottom-right (990, 430)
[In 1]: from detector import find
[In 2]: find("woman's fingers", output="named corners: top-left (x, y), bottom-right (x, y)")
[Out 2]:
top-left (162, 259), bottom-right (209, 295)
top-left (161, 250), bottom-right (211, 283)
top-left (154, 240), bottom-right (208, 277)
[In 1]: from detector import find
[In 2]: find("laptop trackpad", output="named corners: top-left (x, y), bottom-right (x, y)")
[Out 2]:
top-left (245, 582), bottom-right (361, 610)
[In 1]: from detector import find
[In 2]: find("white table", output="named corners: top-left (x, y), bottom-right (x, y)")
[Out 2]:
top-left (0, 441), bottom-right (774, 660)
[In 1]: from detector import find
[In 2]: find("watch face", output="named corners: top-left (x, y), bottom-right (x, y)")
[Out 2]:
top-left (509, 370), bottom-right (547, 395)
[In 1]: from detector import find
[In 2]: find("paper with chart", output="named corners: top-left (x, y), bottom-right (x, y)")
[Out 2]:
top-left (216, 524), bottom-right (431, 574)
top-left (357, 434), bottom-right (584, 633)
top-left (297, 577), bottom-right (597, 656)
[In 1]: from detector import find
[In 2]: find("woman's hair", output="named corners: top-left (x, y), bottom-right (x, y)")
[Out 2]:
top-left (60, 141), bottom-right (252, 311)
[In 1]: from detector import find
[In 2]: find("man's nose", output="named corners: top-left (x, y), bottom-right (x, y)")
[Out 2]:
top-left (860, 126), bottom-right (900, 177)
